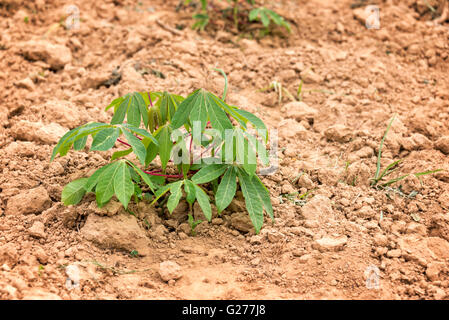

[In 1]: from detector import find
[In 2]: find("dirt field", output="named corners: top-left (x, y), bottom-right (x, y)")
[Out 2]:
top-left (0, 0), bottom-right (448, 300)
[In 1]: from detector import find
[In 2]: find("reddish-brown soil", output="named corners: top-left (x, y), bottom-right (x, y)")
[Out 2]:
top-left (0, 0), bottom-right (448, 299)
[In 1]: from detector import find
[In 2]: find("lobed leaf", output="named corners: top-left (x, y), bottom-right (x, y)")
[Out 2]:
top-left (61, 178), bottom-right (88, 205)
top-left (122, 129), bottom-right (147, 165)
top-left (191, 164), bottom-right (227, 184)
top-left (193, 184), bottom-right (212, 221)
top-left (113, 161), bottom-right (134, 209)
top-left (215, 167), bottom-right (237, 213)
top-left (167, 180), bottom-right (184, 214)
top-left (90, 127), bottom-right (120, 151)
top-left (237, 168), bottom-right (264, 233)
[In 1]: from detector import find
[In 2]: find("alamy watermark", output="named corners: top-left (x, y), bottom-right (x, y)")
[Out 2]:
top-left (365, 265), bottom-right (380, 290)
top-left (65, 5), bottom-right (80, 30)
top-left (365, 5), bottom-right (380, 29)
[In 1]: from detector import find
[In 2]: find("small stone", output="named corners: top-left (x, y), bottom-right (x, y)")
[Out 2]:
top-left (313, 236), bottom-right (347, 252)
top-left (230, 212), bottom-right (253, 233)
top-left (19, 40), bottom-right (72, 69)
top-left (426, 262), bottom-right (444, 282)
top-left (386, 249), bottom-right (402, 258)
top-left (435, 136), bottom-right (449, 155)
top-left (298, 254), bottom-right (312, 263)
top-left (178, 223), bottom-right (191, 235)
top-left (34, 247), bottom-right (49, 264)
top-left (250, 235), bottom-right (263, 245)
top-left (266, 230), bottom-right (285, 243)
top-left (281, 181), bottom-right (295, 194)
top-left (88, 200), bottom-right (123, 217)
top-left (373, 233), bottom-right (388, 247)
top-left (168, 279), bottom-right (176, 286)
top-left (365, 221), bottom-right (379, 230)
top-left (81, 213), bottom-right (151, 255)
top-left (324, 124), bottom-right (352, 143)
top-left (211, 218), bottom-right (223, 225)
top-left (300, 69), bottom-right (323, 84)
top-left (10, 120), bottom-right (67, 145)
top-left (284, 101), bottom-right (318, 122)
top-left (357, 205), bottom-right (376, 219)
top-left (159, 261), bottom-right (182, 282)
top-left (28, 221), bottom-right (46, 239)
top-left (297, 174), bottom-right (314, 189)
top-left (6, 186), bottom-right (52, 215)
top-left (15, 77), bottom-right (35, 90)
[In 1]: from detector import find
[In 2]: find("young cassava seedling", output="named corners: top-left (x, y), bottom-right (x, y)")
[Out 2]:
top-left (370, 115), bottom-right (442, 189)
top-left (184, 0), bottom-right (291, 35)
top-left (52, 79), bottom-right (274, 234)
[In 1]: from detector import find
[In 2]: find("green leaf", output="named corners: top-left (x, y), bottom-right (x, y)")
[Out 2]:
top-left (157, 125), bottom-right (173, 171)
top-left (61, 178), bottom-right (88, 205)
top-left (126, 160), bottom-right (156, 192)
top-left (374, 115), bottom-right (396, 181)
top-left (414, 169), bottom-right (443, 177)
top-left (259, 10), bottom-right (270, 27)
top-left (122, 129), bottom-right (147, 165)
top-left (253, 175), bottom-right (274, 221)
top-left (85, 163), bottom-right (114, 192)
top-left (95, 161), bottom-right (121, 205)
top-left (193, 184), bottom-right (212, 221)
top-left (215, 167), bottom-right (237, 213)
top-left (157, 91), bottom-right (182, 123)
top-left (127, 96), bottom-right (141, 127)
top-left (90, 127), bottom-right (120, 151)
top-left (249, 8), bottom-right (260, 21)
top-left (184, 180), bottom-right (196, 205)
top-left (105, 96), bottom-right (124, 111)
top-left (171, 89), bottom-right (200, 129)
top-left (111, 95), bottom-right (130, 125)
top-left (150, 184), bottom-right (171, 205)
top-left (234, 128), bottom-right (257, 176)
top-left (144, 139), bottom-right (158, 167)
top-left (52, 123), bottom-right (113, 160)
top-left (111, 148), bottom-right (133, 161)
top-left (191, 164), bottom-right (227, 184)
top-left (51, 128), bottom-right (78, 161)
top-left (237, 168), bottom-right (264, 233)
top-left (137, 93), bottom-right (149, 128)
top-left (233, 108), bottom-right (268, 142)
top-left (113, 161), bottom-right (134, 209)
top-left (73, 135), bottom-right (87, 151)
top-left (244, 131), bottom-right (269, 166)
top-left (122, 124), bottom-right (158, 144)
top-left (206, 93), bottom-right (233, 133)
top-left (167, 181), bottom-right (184, 214)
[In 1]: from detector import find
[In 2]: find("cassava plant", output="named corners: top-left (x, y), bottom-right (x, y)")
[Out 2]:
top-left (51, 78), bottom-right (274, 234)
top-left (184, 0), bottom-right (290, 34)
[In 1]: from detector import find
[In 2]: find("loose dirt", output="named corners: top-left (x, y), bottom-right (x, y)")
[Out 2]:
top-left (0, 0), bottom-right (448, 299)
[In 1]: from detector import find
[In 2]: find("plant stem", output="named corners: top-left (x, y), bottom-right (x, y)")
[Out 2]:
top-left (148, 92), bottom-right (153, 108)
top-left (143, 170), bottom-right (183, 178)
top-left (117, 139), bottom-right (131, 147)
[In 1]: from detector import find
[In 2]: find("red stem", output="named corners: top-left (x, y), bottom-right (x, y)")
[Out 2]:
top-left (143, 170), bottom-right (183, 178)
top-left (117, 139), bottom-right (131, 147)
top-left (148, 92), bottom-right (153, 108)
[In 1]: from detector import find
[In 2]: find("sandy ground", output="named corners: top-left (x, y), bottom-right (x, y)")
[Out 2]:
top-left (0, 0), bottom-right (449, 299)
